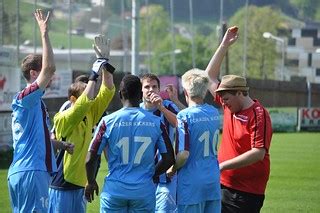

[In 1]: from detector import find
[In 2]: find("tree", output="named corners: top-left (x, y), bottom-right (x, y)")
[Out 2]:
top-left (227, 5), bottom-right (285, 79)
top-left (139, 4), bottom-right (218, 76)
top-left (289, 0), bottom-right (320, 21)
top-left (139, 4), bottom-right (170, 51)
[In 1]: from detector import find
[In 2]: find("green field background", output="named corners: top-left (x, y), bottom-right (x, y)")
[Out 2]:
top-left (1, 132), bottom-right (319, 212)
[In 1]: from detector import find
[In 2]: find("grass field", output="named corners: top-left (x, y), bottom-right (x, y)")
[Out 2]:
top-left (1, 132), bottom-right (320, 212)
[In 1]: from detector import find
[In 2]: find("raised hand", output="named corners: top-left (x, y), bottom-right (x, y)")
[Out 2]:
top-left (165, 84), bottom-right (178, 101)
top-left (221, 26), bottom-right (239, 47)
top-left (89, 58), bottom-right (108, 81)
top-left (34, 9), bottom-right (50, 35)
top-left (93, 35), bottom-right (111, 59)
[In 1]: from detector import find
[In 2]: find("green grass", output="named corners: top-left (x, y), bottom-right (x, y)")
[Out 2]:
top-left (262, 132), bottom-right (320, 212)
top-left (1, 133), bottom-right (320, 212)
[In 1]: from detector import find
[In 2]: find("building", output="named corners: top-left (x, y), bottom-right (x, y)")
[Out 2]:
top-left (286, 28), bottom-right (320, 83)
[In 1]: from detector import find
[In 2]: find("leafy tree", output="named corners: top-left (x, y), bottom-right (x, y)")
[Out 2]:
top-left (139, 4), bottom-right (170, 51)
top-left (139, 4), bottom-right (219, 76)
top-left (227, 5), bottom-right (285, 79)
top-left (289, 0), bottom-right (320, 21)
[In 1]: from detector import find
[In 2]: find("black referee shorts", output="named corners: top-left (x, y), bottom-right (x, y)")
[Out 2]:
top-left (221, 184), bottom-right (265, 213)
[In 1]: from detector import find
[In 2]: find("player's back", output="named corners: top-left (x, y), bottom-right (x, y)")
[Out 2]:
top-left (176, 103), bottom-right (220, 204)
top-left (101, 107), bottom-right (167, 199)
top-left (9, 83), bottom-right (56, 176)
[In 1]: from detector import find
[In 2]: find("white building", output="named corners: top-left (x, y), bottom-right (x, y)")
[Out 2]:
top-left (285, 28), bottom-right (320, 83)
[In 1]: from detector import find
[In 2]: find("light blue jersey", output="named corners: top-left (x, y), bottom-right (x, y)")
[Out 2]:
top-left (140, 100), bottom-right (179, 212)
top-left (140, 99), bottom-right (179, 155)
top-left (9, 82), bottom-right (57, 176)
top-left (89, 107), bottom-right (172, 201)
top-left (8, 82), bottom-right (57, 212)
top-left (176, 103), bottom-right (221, 205)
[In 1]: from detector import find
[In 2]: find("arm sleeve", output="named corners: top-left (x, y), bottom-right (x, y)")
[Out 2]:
top-left (16, 82), bottom-right (44, 108)
top-left (166, 100), bottom-right (180, 115)
top-left (177, 113), bottom-right (190, 152)
top-left (250, 106), bottom-right (272, 152)
top-left (53, 94), bottom-right (94, 138)
top-left (156, 122), bottom-right (172, 154)
top-left (89, 119), bottom-right (108, 155)
top-left (90, 83), bottom-right (115, 125)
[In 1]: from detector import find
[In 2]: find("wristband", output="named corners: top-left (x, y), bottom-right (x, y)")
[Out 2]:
top-left (89, 71), bottom-right (99, 82)
top-left (104, 62), bottom-right (115, 74)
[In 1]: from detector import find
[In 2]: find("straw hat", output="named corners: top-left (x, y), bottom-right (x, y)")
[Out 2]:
top-left (215, 75), bottom-right (249, 92)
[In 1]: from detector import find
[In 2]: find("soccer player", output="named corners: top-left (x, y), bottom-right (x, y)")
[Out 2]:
top-left (167, 69), bottom-right (221, 213)
top-left (85, 74), bottom-right (175, 212)
top-left (48, 35), bottom-right (116, 212)
top-left (140, 73), bottom-right (180, 212)
top-left (205, 26), bottom-right (273, 212)
top-left (50, 74), bottom-right (89, 141)
top-left (8, 9), bottom-right (59, 212)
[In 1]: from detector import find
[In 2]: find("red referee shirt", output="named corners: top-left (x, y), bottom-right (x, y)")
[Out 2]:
top-left (216, 96), bottom-right (272, 195)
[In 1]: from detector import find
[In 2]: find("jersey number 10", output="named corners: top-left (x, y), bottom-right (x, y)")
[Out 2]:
top-left (199, 129), bottom-right (219, 157)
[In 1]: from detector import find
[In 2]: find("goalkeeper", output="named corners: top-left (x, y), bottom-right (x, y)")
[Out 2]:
top-left (48, 35), bottom-right (116, 213)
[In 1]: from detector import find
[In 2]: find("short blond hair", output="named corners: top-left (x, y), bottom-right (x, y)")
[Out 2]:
top-left (181, 68), bottom-right (209, 99)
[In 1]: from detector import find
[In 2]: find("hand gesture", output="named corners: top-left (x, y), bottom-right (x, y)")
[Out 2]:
top-left (34, 9), bottom-right (50, 35)
top-left (221, 26), bottom-right (239, 48)
top-left (93, 35), bottom-right (111, 59)
top-left (85, 181), bottom-right (99, 203)
top-left (91, 58), bottom-right (108, 76)
top-left (63, 142), bottom-right (75, 154)
top-left (150, 92), bottom-right (163, 109)
top-left (166, 166), bottom-right (176, 179)
top-left (165, 84), bottom-right (178, 102)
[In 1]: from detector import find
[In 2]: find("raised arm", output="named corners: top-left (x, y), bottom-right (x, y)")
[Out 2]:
top-left (34, 9), bottom-right (56, 90)
top-left (151, 92), bottom-right (178, 127)
top-left (205, 26), bottom-right (239, 96)
top-left (166, 84), bottom-right (186, 110)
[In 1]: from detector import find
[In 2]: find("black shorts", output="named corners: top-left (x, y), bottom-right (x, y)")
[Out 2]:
top-left (221, 184), bottom-right (265, 213)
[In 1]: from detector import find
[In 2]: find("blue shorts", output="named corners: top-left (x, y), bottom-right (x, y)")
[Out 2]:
top-left (155, 176), bottom-right (177, 213)
top-left (100, 192), bottom-right (155, 213)
top-left (8, 170), bottom-right (51, 213)
top-left (48, 188), bottom-right (86, 213)
top-left (178, 200), bottom-right (221, 213)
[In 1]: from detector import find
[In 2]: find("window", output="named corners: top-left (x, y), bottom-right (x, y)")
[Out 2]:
top-left (314, 38), bottom-right (320, 46)
top-left (308, 53), bottom-right (312, 67)
top-left (301, 29), bottom-right (317, 38)
top-left (288, 38), bottom-right (296, 46)
top-left (285, 59), bottom-right (299, 67)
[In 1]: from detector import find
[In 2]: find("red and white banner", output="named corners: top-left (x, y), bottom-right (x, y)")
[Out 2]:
top-left (298, 107), bottom-right (320, 131)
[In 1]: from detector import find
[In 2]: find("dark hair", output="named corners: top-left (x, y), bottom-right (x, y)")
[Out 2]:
top-left (74, 74), bottom-right (89, 83)
top-left (140, 73), bottom-right (160, 88)
top-left (68, 81), bottom-right (87, 99)
top-left (21, 54), bottom-right (42, 81)
top-left (120, 74), bottom-right (142, 102)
